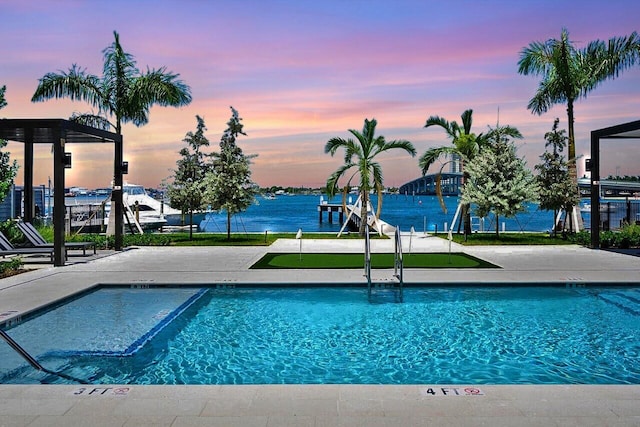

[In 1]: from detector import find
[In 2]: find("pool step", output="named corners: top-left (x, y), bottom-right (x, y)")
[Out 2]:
top-left (596, 291), bottom-right (640, 317)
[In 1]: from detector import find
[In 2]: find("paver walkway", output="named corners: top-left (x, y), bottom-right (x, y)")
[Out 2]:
top-left (1, 235), bottom-right (640, 426)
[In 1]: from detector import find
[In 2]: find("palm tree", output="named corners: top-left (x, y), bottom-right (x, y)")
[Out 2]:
top-left (419, 109), bottom-right (485, 236)
top-left (518, 28), bottom-right (640, 231)
top-left (325, 118), bottom-right (416, 236)
top-left (31, 30), bottom-right (192, 249)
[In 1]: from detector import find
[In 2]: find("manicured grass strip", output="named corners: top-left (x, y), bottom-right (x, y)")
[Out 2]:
top-left (432, 232), bottom-right (575, 246)
top-left (250, 252), bottom-right (498, 269)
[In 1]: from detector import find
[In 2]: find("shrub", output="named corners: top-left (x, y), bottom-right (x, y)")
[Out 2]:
top-left (0, 257), bottom-right (23, 277)
top-left (570, 224), bottom-right (640, 248)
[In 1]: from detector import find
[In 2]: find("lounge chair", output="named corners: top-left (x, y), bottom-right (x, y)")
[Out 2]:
top-left (16, 221), bottom-right (96, 256)
top-left (0, 231), bottom-right (55, 263)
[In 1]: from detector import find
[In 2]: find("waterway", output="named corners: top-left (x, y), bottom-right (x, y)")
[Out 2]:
top-left (63, 193), bottom-right (596, 234)
top-left (199, 194), bottom-right (558, 234)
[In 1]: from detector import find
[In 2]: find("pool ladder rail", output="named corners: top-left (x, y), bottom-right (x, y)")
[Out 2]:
top-left (0, 328), bottom-right (89, 384)
top-left (364, 225), bottom-right (404, 300)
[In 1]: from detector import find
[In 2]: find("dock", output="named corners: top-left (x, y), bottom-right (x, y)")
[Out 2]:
top-left (326, 195), bottom-right (395, 236)
top-left (317, 203), bottom-right (344, 224)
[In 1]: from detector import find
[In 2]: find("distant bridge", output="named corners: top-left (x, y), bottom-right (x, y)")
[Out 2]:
top-left (578, 178), bottom-right (640, 197)
top-left (398, 172), bottom-right (463, 196)
top-left (399, 174), bottom-right (640, 198)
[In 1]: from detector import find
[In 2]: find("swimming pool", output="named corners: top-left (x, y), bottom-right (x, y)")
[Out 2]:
top-left (1, 286), bottom-right (639, 385)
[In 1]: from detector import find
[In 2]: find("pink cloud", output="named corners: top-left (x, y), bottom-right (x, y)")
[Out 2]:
top-left (2, 1), bottom-right (640, 190)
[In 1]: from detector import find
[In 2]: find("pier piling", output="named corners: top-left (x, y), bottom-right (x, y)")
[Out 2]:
top-left (318, 204), bottom-right (343, 224)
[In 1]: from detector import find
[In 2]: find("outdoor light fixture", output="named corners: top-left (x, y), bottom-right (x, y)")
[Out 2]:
top-left (63, 152), bottom-right (72, 168)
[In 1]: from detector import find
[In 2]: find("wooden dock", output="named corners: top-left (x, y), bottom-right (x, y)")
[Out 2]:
top-left (317, 203), bottom-right (344, 224)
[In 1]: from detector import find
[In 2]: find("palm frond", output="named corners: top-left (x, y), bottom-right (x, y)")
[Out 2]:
top-left (418, 146), bottom-right (458, 175)
top-left (136, 67), bottom-right (192, 107)
top-left (460, 109), bottom-right (474, 134)
top-left (424, 115), bottom-right (457, 139)
top-left (70, 113), bottom-right (113, 130)
top-left (378, 139), bottom-right (416, 157)
top-left (324, 137), bottom-right (350, 156)
top-left (102, 31), bottom-right (138, 83)
top-left (31, 64), bottom-right (102, 106)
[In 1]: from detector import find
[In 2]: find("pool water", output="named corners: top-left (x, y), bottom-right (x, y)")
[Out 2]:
top-left (1, 286), bottom-right (639, 385)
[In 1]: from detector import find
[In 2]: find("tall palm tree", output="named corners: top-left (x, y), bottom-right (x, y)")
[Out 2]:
top-left (325, 118), bottom-right (416, 236)
top-left (31, 30), bottom-right (192, 249)
top-left (419, 109), bottom-right (485, 236)
top-left (518, 28), bottom-right (640, 231)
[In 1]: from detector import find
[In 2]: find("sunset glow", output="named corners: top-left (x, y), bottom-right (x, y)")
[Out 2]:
top-left (2, 0), bottom-right (640, 189)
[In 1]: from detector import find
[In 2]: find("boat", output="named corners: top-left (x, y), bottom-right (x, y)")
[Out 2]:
top-left (580, 202), bottom-right (617, 213)
top-left (105, 183), bottom-right (207, 230)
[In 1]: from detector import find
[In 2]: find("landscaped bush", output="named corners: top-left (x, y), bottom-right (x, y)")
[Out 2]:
top-left (0, 257), bottom-right (23, 278)
top-left (569, 231), bottom-right (591, 246)
top-left (570, 224), bottom-right (640, 248)
top-left (0, 220), bottom-right (24, 243)
top-left (616, 223), bottom-right (640, 248)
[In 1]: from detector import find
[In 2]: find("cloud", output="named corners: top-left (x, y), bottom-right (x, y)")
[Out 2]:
top-left (2, 0), bottom-right (640, 189)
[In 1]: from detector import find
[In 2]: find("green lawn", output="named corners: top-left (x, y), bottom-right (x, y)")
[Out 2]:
top-left (250, 252), bottom-right (498, 269)
top-left (434, 232), bottom-right (574, 245)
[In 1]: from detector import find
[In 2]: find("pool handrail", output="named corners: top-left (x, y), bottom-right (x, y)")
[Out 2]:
top-left (364, 224), bottom-right (371, 296)
top-left (0, 329), bottom-right (89, 384)
top-left (394, 226), bottom-right (404, 299)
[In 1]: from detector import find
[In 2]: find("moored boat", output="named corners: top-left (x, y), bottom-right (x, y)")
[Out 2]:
top-left (105, 183), bottom-right (207, 229)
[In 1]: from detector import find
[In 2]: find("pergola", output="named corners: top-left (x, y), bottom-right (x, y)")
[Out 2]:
top-left (590, 119), bottom-right (640, 248)
top-left (0, 119), bottom-right (124, 265)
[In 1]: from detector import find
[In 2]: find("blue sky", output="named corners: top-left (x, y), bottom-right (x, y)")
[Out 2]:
top-left (1, 0), bottom-right (639, 188)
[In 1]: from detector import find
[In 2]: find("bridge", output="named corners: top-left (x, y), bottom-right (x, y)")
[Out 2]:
top-left (578, 178), bottom-right (640, 197)
top-left (398, 172), bottom-right (463, 196)
top-left (399, 174), bottom-right (640, 198)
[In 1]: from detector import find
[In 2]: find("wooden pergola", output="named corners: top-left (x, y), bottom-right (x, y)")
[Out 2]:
top-left (590, 119), bottom-right (640, 248)
top-left (0, 119), bottom-right (124, 265)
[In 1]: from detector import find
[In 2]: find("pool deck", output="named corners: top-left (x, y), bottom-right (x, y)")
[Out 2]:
top-left (1, 234), bottom-right (640, 426)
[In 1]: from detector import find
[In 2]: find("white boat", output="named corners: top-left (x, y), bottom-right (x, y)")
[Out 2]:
top-left (580, 202), bottom-right (617, 213)
top-left (105, 184), bottom-right (207, 230)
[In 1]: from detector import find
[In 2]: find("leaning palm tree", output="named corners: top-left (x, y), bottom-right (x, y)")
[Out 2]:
top-left (518, 28), bottom-right (640, 231)
top-left (31, 30), bottom-right (192, 249)
top-left (325, 118), bottom-right (416, 236)
top-left (419, 109), bottom-right (486, 236)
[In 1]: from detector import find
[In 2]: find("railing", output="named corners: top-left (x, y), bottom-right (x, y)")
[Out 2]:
top-left (0, 329), bottom-right (88, 384)
top-left (364, 225), bottom-right (404, 300)
top-left (364, 224), bottom-right (372, 297)
top-left (394, 226), bottom-right (404, 300)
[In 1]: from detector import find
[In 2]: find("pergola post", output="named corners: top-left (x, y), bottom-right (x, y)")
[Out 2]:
top-left (23, 127), bottom-right (34, 223)
top-left (113, 135), bottom-right (123, 251)
top-left (590, 131), bottom-right (600, 249)
top-left (53, 128), bottom-right (66, 266)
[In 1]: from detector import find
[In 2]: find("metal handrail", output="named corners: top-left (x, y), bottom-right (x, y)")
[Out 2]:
top-left (0, 329), bottom-right (88, 384)
top-left (364, 225), bottom-right (372, 297)
top-left (394, 226), bottom-right (404, 300)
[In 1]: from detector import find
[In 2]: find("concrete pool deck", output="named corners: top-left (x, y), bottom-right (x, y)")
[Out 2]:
top-left (1, 234), bottom-right (640, 426)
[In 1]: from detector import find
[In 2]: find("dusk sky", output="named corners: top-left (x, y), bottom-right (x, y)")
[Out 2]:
top-left (2, 0), bottom-right (640, 190)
